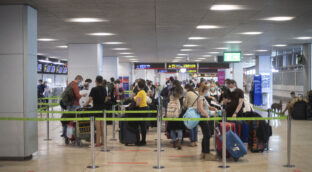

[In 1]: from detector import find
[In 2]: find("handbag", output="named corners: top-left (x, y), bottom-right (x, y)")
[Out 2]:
top-left (183, 92), bottom-right (201, 129)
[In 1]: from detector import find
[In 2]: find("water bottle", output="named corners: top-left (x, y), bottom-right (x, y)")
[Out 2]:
top-left (218, 110), bottom-right (222, 117)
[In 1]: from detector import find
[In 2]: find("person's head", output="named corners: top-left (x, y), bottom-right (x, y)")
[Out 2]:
top-left (290, 91), bottom-right (296, 98)
top-left (44, 81), bottom-right (48, 85)
top-left (85, 79), bottom-right (92, 84)
top-left (172, 80), bottom-right (180, 88)
top-left (110, 77), bottom-right (115, 83)
top-left (184, 84), bottom-right (195, 92)
top-left (114, 79), bottom-right (121, 85)
top-left (83, 83), bottom-right (89, 90)
top-left (138, 79), bottom-right (146, 90)
top-left (39, 79), bottom-right (43, 84)
top-left (169, 76), bottom-right (174, 82)
top-left (225, 79), bottom-right (231, 87)
top-left (228, 80), bottom-right (236, 92)
top-left (199, 85), bottom-right (209, 96)
top-left (147, 80), bottom-right (152, 86)
top-left (102, 79), bottom-right (107, 86)
top-left (95, 76), bottom-right (103, 86)
top-left (74, 75), bottom-right (83, 83)
top-left (173, 84), bottom-right (183, 99)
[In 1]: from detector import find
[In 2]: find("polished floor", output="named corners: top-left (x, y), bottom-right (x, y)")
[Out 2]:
top-left (0, 109), bottom-right (311, 172)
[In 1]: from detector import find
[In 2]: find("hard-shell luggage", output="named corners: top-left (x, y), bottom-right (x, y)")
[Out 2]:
top-left (292, 100), bottom-right (307, 120)
top-left (119, 120), bottom-right (138, 145)
top-left (215, 122), bottom-right (236, 157)
top-left (224, 131), bottom-right (248, 161)
top-left (241, 121), bottom-right (249, 143)
top-left (249, 121), bottom-right (265, 152)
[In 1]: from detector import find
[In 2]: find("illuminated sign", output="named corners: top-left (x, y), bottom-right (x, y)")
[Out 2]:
top-left (224, 52), bottom-right (241, 62)
top-left (134, 63), bottom-right (164, 69)
top-left (167, 63), bottom-right (197, 69)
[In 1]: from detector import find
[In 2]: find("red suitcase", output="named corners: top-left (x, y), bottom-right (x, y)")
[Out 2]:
top-left (215, 122), bottom-right (236, 157)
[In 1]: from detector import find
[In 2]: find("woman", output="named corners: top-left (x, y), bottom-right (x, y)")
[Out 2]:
top-left (134, 79), bottom-right (149, 146)
top-left (167, 81), bottom-right (184, 150)
top-left (197, 85), bottom-right (218, 161)
top-left (207, 82), bottom-right (221, 103)
top-left (84, 76), bottom-right (107, 147)
top-left (183, 84), bottom-right (199, 147)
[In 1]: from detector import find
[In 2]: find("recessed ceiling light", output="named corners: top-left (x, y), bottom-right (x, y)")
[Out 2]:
top-left (66, 18), bottom-right (108, 23)
top-left (207, 52), bottom-right (219, 54)
top-left (225, 41), bottom-right (242, 44)
top-left (129, 59), bottom-right (138, 61)
top-left (120, 52), bottom-right (133, 55)
top-left (196, 25), bottom-right (222, 29)
top-left (175, 57), bottom-right (184, 59)
top-left (38, 38), bottom-right (57, 41)
top-left (295, 37), bottom-right (312, 40)
top-left (177, 54), bottom-right (188, 56)
top-left (194, 60), bottom-right (202, 62)
top-left (255, 49), bottom-right (268, 52)
top-left (240, 32), bottom-right (263, 35)
top-left (180, 49), bottom-right (193, 51)
top-left (37, 53), bottom-right (45, 55)
top-left (243, 53), bottom-right (254, 56)
top-left (198, 58), bottom-right (206, 60)
top-left (112, 48), bottom-right (130, 50)
top-left (61, 59), bottom-right (68, 61)
top-left (183, 44), bottom-right (199, 47)
top-left (215, 47), bottom-right (228, 50)
top-left (103, 42), bottom-right (125, 45)
top-left (210, 4), bottom-right (246, 11)
top-left (56, 45), bottom-right (68, 48)
top-left (88, 32), bottom-right (115, 36)
top-left (123, 56), bottom-right (136, 58)
top-left (273, 44), bottom-right (287, 47)
top-left (188, 37), bottom-right (208, 40)
top-left (202, 55), bottom-right (213, 57)
top-left (262, 16), bottom-right (295, 21)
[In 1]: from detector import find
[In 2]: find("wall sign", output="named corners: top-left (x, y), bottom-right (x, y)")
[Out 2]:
top-left (254, 75), bottom-right (262, 106)
top-left (167, 63), bottom-right (197, 69)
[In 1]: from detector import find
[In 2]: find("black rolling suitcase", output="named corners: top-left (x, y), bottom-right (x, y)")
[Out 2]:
top-left (119, 119), bottom-right (138, 145)
top-left (292, 100), bottom-right (307, 120)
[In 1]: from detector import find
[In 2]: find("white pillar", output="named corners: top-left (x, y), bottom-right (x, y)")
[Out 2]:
top-left (256, 56), bottom-right (273, 108)
top-left (256, 56), bottom-right (272, 74)
top-left (0, 5), bottom-right (37, 159)
top-left (233, 63), bottom-right (244, 89)
top-left (102, 57), bottom-right (119, 81)
top-left (68, 44), bottom-right (103, 84)
top-left (303, 44), bottom-right (312, 93)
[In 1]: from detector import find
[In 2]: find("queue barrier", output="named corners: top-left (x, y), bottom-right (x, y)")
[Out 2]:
top-left (38, 96), bottom-right (61, 100)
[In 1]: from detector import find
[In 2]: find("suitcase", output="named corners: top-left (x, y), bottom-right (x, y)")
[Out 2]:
top-left (292, 100), bottom-right (307, 120)
top-left (119, 120), bottom-right (138, 145)
top-left (241, 121), bottom-right (249, 143)
top-left (215, 122), bottom-right (236, 157)
top-left (224, 131), bottom-right (247, 161)
top-left (249, 121), bottom-right (265, 152)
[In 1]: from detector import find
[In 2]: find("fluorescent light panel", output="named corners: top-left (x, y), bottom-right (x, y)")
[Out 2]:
top-left (255, 49), bottom-right (268, 52)
top-left (180, 49), bottom-right (193, 51)
top-left (295, 37), bottom-right (312, 40)
top-left (103, 42), bottom-right (124, 45)
top-left (183, 44), bottom-right (199, 47)
top-left (112, 48), bottom-right (130, 50)
top-left (262, 16), bottom-right (295, 21)
top-left (240, 32), bottom-right (263, 35)
top-left (225, 41), bottom-right (242, 44)
top-left (215, 47), bottom-right (228, 50)
top-left (243, 53), bottom-right (254, 56)
top-left (38, 38), bottom-right (57, 41)
top-left (210, 4), bottom-right (247, 11)
top-left (273, 44), bottom-right (287, 47)
top-left (177, 54), bottom-right (188, 56)
top-left (88, 32), bottom-right (115, 36)
top-left (188, 37), bottom-right (208, 40)
top-left (57, 45), bottom-right (68, 48)
top-left (196, 25), bottom-right (222, 29)
top-left (66, 18), bottom-right (108, 23)
top-left (120, 52), bottom-right (133, 55)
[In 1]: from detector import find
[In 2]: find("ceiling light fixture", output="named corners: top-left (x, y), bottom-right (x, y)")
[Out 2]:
top-left (38, 38), bottom-right (57, 41)
top-left (175, 57), bottom-right (184, 59)
top-left (120, 52), bottom-right (133, 55)
top-left (255, 49), bottom-right (268, 52)
top-left (103, 42), bottom-right (125, 45)
top-left (202, 55), bottom-right (213, 57)
top-left (123, 56), bottom-right (136, 58)
top-left (196, 25), bottom-right (222, 29)
top-left (240, 32), bottom-right (263, 35)
top-left (183, 44), bottom-right (199, 47)
top-left (295, 37), bottom-right (312, 40)
top-left (225, 41), bottom-right (242, 44)
top-left (215, 47), bottom-right (228, 50)
top-left (56, 45), bottom-right (68, 48)
top-left (262, 16), bottom-right (295, 21)
top-left (180, 49), bottom-right (193, 51)
top-left (188, 37), bottom-right (208, 40)
top-left (112, 48), bottom-right (130, 50)
top-left (207, 52), bottom-right (219, 54)
top-left (194, 60), bottom-right (202, 62)
top-left (88, 32), bottom-right (115, 36)
top-left (177, 54), bottom-right (188, 56)
top-left (66, 18), bottom-right (108, 23)
top-left (210, 4), bottom-right (246, 11)
top-left (198, 58), bottom-right (206, 60)
top-left (273, 44), bottom-right (287, 47)
top-left (243, 53), bottom-right (255, 56)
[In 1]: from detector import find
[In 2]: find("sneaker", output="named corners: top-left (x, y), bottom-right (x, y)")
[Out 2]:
top-left (176, 140), bottom-right (182, 150)
top-left (173, 140), bottom-right (177, 148)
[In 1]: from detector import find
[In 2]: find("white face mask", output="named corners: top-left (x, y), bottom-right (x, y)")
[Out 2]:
top-left (229, 87), bottom-right (235, 92)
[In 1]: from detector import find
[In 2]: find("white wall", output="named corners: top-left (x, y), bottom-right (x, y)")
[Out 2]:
top-left (102, 57), bottom-right (118, 81)
top-left (233, 63), bottom-right (244, 89)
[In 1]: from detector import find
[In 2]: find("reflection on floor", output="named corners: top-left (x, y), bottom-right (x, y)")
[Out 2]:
top-left (0, 109), bottom-right (311, 172)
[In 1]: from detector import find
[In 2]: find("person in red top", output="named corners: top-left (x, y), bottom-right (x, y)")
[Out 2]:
top-left (68, 75), bottom-right (87, 111)
top-left (113, 79), bottom-right (124, 102)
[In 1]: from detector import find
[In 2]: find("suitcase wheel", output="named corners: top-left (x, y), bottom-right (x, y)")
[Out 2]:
top-left (233, 157), bottom-right (239, 162)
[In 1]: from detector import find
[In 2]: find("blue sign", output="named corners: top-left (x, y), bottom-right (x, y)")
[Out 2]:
top-left (254, 75), bottom-right (262, 106)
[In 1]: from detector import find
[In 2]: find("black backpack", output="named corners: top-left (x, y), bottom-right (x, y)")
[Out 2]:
top-left (292, 100), bottom-right (307, 120)
top-left (61, 83), bottom-right (75, 107)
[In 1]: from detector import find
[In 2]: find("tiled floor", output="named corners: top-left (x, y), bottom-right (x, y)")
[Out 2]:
top-left (0, 110), bottom-right (311, 172)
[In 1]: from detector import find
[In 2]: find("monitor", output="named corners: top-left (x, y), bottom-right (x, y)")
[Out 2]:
top-left (37, 63), bottom-right (43, 73)
top-left (51, 65), bottom-right (56, 73)
top-left (63, 67), bottom-right (68, 74)
top-left (46, 65), bottom-right (51, 73)
top-left (223, 52), bottom-right (241, 62)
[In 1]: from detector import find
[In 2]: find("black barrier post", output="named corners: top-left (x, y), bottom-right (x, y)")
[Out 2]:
top-left (153, 108), bottom-right (164, 169)
top-left (266, 109), bottom-right (272, 151)
top-left (283, 114), bottom-right (295, 168)
top-left (102, 110), bottom-right (110, 152)
top-left (154, 105), bottom-right (164, 152)
top-left (110, 105), bottom-right (117, 141)
top-left (75, 113), bottom-right (80, 146)
top-left (87, 116), bottom-right (99, 169)
top-left (44, 106), bottom-right (52, 141)
top-left (218, 109), bottom-right (229, 169)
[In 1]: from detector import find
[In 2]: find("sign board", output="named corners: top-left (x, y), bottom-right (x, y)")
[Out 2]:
top-left (224, 52), bottom-right (241, 62)
top-left (134, 63), bottom-right (164, 69)
top-left (217, 70), bottom-right (225, 85)
top-left (167, 63), bottom-right (197, 69)
top-left (254, 75), bottom-right (262, 105)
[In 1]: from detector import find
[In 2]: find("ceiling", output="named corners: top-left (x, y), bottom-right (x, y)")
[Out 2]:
top-left (2, 0), bottom-right (312, 63)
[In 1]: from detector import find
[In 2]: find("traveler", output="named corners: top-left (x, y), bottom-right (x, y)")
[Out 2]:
top-left (113, 79), bottom-right (125, 102)
top-left (147, 80), bottom-right (156, 99)
top-left (134, 79), bottom-right (149, 146)
top-left (183, 84), bottom-right (199, 147)
top-left (167, 81), bottom-right (184, 150)
top-left (79, 78), bottom-right (92, 90)
top-left (79, 83), bottom-right (91, 107)
top-left (43, 81), bottom-right (49, 99)
top-left (83, 76), bottom-right (107, 147)
top-left (281, 91), bottom-right (297, 114)
top-left (197, 85), bottom-right (219, 161)
top-left (207, 81), bottom-right (221, 103)
top-left (107, 77), bottom-right (115, 99)
top-left (67, 75), bottom-right (87, 111)
top-left (223, 80), bottom-right (244, 117)
top-left (37, 79), bottom-right (46, 98)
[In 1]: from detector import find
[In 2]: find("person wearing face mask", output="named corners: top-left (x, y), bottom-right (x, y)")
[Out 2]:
top-left (208, 82), bottom-right (221, 103)
top-left (223, 80), bottom-right (244, 117)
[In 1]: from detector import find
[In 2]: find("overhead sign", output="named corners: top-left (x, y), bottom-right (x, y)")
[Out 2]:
top-left (254, 75), bottom-right (262, 106)
top-left (134, 63), bottom-right (164, 69)
top-left (224, 52), bottom-right (241, 62)
top-left (167, 63), bottom-right (197, 69)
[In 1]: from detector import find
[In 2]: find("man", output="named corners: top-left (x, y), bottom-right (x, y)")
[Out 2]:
top-left (282, 91), bottom-right (297, 114)
top-left (223, 80), bottom-right (244, 117)
top-left (37, 79), bottom-right (46, 98)
top-left (113, 79), bottom-right (125, 102)
top-left (68, 75), bottom-right (87, 111)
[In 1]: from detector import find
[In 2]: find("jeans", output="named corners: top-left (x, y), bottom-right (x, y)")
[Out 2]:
top-left (63, 105), bottom-right (81, 138)
top-left (170, 130), bottom-right (183, 141)
top-left (199, 121), bottom-right (211, 153)
top-left (189, 126), bottom-right (198, 142)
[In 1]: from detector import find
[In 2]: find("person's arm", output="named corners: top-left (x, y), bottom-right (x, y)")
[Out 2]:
top-left (72, 84), bottom-right (82, 100)
top-left (233, 98), bottom-right (244, 117)
top-left (197, 99), bottom-right (209, 117)
top-left (83, 97), bottom-right (93, 107)
top-left (136, 97), bottom-right (142, 107)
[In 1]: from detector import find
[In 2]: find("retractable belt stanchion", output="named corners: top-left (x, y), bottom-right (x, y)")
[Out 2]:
top-left (153, 108), bottom-right (164, 169)
top-left (75, 113), bottom-right (80, 146)
top-left (218, 110), bottom-right (229, 169)
top-left (154, 105), bottom-right (164, 152)
top-left (266, 109), bottom-right (272, 151)
top-left (44, 105), bottom-right (51, 141)
top-left (102, 110), bottom-right (110, 152)
top-left (283, 114), bottom-right (295, 168)
top-left (87, 116), bottom-right (98, 169)
top-left (111, 105), bottom-right (117, 141)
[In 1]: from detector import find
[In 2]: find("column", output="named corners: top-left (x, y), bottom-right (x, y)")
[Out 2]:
top-left (68, 44), bottom-right (103, 85)
top-left (303, 44), bottom-right (312, 93)
top-left (232, 63), bottom-right (244, 89)
top-left (256, 55), bottom-right (272, 74)
top-left (102, 57), bottom-right (119, 81)
top-left (0, 5), bottom-right (37, 160)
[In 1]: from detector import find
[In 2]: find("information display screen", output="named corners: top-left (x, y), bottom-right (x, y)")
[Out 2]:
top-left (134, 63), bottom-right (164, 69)
top-left (43, 64), bottom-right (51, 73)
top-left (51, 65), bottom-right (56, 73)
top-left (63, 67), bottom-right (68, 74)
top-left (224, 52), bottom-right (241, 62)
top-left (37, 63), bottom-right (43, 73)
top-left (167, 63), bottom-right (197, 69)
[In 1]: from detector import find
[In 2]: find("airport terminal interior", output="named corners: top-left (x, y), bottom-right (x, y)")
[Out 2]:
top-left (1, 0), bottom-right (312, 172)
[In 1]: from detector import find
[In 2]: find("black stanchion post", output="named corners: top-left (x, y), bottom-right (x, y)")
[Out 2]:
top-left (266, 109), bottom-right (272, 151)
top-left (153, 108), bottom-right (164, 169)
top-left (110, 105), bottom-right (117, 141)
top-left (102, 110), bottom-right (110, 152)
top-left (87, 116), bottom-right (99, 169)
top-left (283, 114), bottom-right (295, 168)
top-left (218, 109), bottom-right (229, 169)
top-left (44, 105), bottom-right (51, 141)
